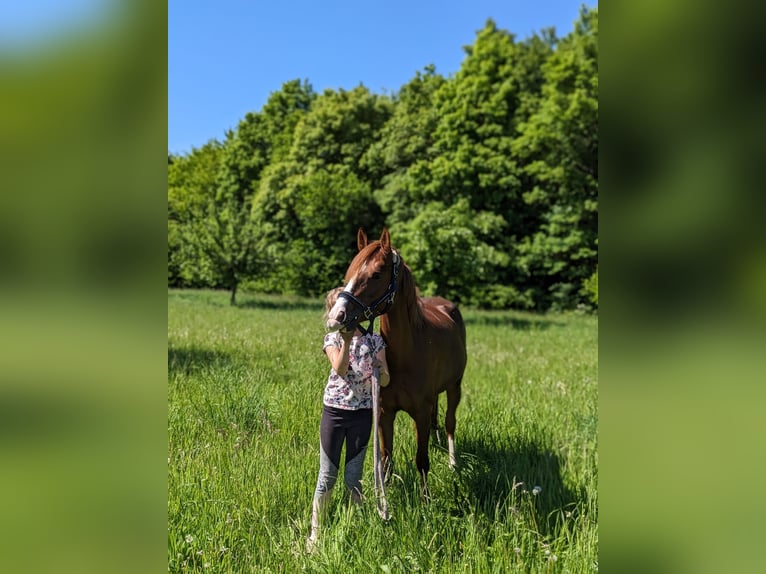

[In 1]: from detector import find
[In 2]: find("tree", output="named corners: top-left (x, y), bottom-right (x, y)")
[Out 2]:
top-left (391, 198), bottom-right (508, 305)
top-left (167, 140), bottom-right (224, 287)
top-left (512, 6), bottom-right (598, 309)
top-left (365, 66), bottom-right (446, 224)
top-left (172, 80), bottom-right (316, 305)
top-left (251, 86), bottom-right (391, 295)
top-left (203, 129), bottom-right (260, 305)
top-left (289, 85), bottom-right (393, 177)
top-left (373, 20), bottom-right (554, 308)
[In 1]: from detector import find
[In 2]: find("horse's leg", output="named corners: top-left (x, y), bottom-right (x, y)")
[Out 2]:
top-left (445, 380), bottom-right (462, 469)
top-left (414, 408), bottom-right (432, 497)
top-left (379, 410), bottom-right (396, 484)
top-left (430, 395), bottom-right (441, 444)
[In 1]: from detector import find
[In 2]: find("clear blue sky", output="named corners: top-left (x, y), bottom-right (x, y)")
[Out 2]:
top-left (168, 0), bottom-right (595, 155)
top-left (0, 0), bottom-right (111, 48)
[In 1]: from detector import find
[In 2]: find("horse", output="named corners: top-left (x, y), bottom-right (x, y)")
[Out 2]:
top-left (326, 228), bottom-right (467, 488)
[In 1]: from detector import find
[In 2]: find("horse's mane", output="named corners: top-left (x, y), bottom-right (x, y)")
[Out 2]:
top-left (394, 251), bottom-right (457, 330)
top-left (397, 258), bottom-right (426, 330)
top-left (399, 258), bottom-right (460, 330)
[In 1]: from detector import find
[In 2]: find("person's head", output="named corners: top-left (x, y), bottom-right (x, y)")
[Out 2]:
top-left (324, 287), bottom-right (344, 323)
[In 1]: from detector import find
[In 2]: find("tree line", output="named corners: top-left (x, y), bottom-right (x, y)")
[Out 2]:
top-left (168, 7), bottom-right (597, 311)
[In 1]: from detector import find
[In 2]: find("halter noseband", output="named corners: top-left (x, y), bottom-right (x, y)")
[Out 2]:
top-left (338, 250), bottom-right (400, 335)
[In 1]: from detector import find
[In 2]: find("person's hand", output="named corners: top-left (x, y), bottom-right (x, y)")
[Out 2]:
top-left (339, 328), bottom-right (354, 344)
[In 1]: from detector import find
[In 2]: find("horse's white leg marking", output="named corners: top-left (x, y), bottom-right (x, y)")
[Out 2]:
top-left (448, 434), bottom-right (456, 469)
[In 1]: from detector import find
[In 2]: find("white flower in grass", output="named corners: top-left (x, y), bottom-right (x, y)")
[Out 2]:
top-left (532, 485), bottom-right (542, 496)
top-left (513, 547), bottom-right (521, 555)
top-left (185, 534), bottom-right (194, 543)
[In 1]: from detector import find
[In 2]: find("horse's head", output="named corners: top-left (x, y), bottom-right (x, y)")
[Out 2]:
top-left (326, 228), bottom-right (400, 333)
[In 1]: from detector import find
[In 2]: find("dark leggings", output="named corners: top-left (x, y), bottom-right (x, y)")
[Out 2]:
top-left (313, 406), bottom-right (372, 499)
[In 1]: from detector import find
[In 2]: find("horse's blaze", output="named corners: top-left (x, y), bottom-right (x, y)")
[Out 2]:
top-left (326, 277), bottom-right (357, 331)
top-left (326, 301), bottom-right (346, 331)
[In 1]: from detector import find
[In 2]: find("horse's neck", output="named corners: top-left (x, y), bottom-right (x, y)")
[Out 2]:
top-left (381, 273), bottom-right (419, 360)
top-left (381, 310), bottom-right (413, 363)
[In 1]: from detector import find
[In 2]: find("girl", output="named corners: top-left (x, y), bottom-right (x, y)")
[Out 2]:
top-left (307, 287), bottom-right (390, 550)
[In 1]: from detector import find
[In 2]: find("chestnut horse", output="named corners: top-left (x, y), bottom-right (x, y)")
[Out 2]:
top-left (326, 228), bottom-right (467, 486)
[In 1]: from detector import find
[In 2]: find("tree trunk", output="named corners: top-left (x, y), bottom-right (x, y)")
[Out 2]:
top-left (230, 280), bottom-right (238, 306)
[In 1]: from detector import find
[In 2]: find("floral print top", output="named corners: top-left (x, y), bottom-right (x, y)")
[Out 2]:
top-left (322, 331), bottom-right (386, 410)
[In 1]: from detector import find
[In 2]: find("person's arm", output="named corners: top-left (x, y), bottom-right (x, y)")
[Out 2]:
top-left (325, 330), bottom-right (354, 376)
top-left (374, 348), bottom-right (390, 387)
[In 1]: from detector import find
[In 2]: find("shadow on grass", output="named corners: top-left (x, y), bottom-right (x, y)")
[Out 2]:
top-left (169, 289), bottom-right (324, 311)
top-left (452, 436), bottom-right (582, 536)
top-left (462, 314), bottom-right (560, 330)
top-left (168, 345), bottom-right (241, 377)
top-left (235, 298), bottom-right (323, 311)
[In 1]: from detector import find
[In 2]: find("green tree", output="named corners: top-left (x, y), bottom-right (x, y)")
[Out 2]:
top-left (422, 20), bottom-right (552, 215)
top-left (167, 140), bottom-right (224, 287)
top-left (202, 129), bottom-right (260, 305)
top-left (582, 267), bottom-right (598, 307)
top-left (365, 66), bottom-right (446, 224)
top-left (257, 79), bottom-right (315, 163)
top-left (391, 198), bottom-right (508, 305)
top-left (289, 85), bottom-right (392, 177)
top-left (252, 86), bottom-right (391, 294)
top-left (513, 6), bottom-right (598, 309)
top-left (377, 20), bottom-right (554, 308)
top-left (172, 80), bottom-right (315, 304)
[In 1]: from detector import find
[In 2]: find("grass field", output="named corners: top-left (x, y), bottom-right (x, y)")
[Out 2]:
top-left (168, 289), bottom-right (598, 572)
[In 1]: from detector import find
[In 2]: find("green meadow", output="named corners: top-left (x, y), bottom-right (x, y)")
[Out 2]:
top-left (168, 289), bottom-right (597, 572)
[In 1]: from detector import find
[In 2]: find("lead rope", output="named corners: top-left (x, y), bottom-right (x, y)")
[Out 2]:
top-left (372, 367), bottom-right (390, 520)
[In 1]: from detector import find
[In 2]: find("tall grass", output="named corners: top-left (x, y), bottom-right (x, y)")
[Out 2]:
top-left (168, 289), bottom-right (597, 572)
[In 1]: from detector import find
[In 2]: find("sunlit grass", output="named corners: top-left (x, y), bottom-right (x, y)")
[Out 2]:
top-left (168, 289), bottom-right (597, 572)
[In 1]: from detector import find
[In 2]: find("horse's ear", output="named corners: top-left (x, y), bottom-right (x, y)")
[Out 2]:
top-left (357, 228), bottom-right (368, 251)
top-left (380, 228), bottom-right (391, 252)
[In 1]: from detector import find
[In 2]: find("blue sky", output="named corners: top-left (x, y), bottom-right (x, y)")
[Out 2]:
top-left (0, 0), bottom-right (110, 48)
top-left (168, 1), bottom-right (595, 155)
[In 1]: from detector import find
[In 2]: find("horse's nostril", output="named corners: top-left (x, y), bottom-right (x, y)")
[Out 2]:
top-left (337, 310), bottom-right (346, 323)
